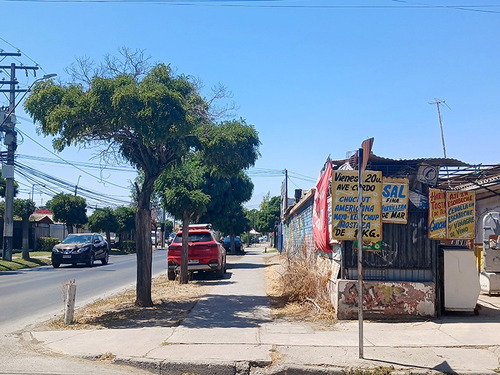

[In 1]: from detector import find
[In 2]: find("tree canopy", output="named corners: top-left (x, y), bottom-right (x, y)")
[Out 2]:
top-left (24, 51), bottom-right (259, 306)
top-left (257, 195), bottom-right (281, 233)
top-left (88, 207), bottom-right (119, 248)
top-left (47, 193), bottom-right (88, 234)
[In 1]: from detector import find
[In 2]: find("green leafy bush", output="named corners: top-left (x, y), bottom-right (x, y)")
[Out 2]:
top-left (120, 240), bottom-right (136, 253)
top-left (37, 237), bottom-right (60, 251)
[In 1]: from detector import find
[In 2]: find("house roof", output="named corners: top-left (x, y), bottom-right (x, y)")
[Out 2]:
top-left (332, 152), bottom-right (499, 199)
top-left (437, 164), bottom-right (500, 200)
top-left (29, 212), bottom-right (54, 224)
top-left (331, 153), bottom-right (470, 170)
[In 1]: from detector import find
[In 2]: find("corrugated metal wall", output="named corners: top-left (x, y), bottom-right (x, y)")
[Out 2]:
top-left (343, 208), bottom-right (438, 282)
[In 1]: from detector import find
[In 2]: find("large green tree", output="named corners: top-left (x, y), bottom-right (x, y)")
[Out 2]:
top-left (25, 55), bottom-right (210, 306)
top-left (46, 193), bottom-right (88, 234)
top-left (257, 195), bottom-right (281, 234)
top-left (114, 206), bottom-right (136, 242)
top-left (156, 156), bottom-right (210, 284)
top-left (88, 207), bottom-right (119, 249)
top-left (199, 171), bottom-right (253, 252)
top-left (13, 199), bottom-right (36, 260)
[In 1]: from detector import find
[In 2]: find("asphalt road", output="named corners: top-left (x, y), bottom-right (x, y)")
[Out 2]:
top-left (0, 249), bottom-right (167, 332)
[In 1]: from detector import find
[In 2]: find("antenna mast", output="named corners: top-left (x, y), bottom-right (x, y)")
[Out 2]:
top-left (429, 99), bottom-right (448, 159)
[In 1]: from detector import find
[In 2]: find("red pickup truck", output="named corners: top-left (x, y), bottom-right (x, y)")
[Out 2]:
top-left (167, 224), bottom-right (226, 280)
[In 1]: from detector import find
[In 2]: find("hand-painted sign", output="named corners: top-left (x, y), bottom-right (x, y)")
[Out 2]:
top-left (382, 178), bottom-right (409, 224)
top-left (428, 189), bottom-right (475, 240)
top-left (447, 191), bottom-right (475, 240)
top-left (331, 170), bottom-right (382, 241)
top-left (428, 188), bottom-right (447, 239)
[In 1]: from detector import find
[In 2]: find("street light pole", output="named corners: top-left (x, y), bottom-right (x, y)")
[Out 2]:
top-left (1, 68), bottom-right (56, 261)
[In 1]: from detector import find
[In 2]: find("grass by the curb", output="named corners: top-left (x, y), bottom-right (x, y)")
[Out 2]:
top-left (0, 251), bottom-right (51, 271)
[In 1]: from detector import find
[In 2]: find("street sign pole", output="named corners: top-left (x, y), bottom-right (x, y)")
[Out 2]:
top-left (357, 147), bottom-right (364, 359)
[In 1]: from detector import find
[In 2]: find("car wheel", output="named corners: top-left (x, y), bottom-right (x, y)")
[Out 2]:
top-left (101, 251), bottom-right (109, 265)
top-left (86, 252), bottom-right (95, 267)
top-left (167, 270), bottom-right (176, 281)
top-left (52, 262), bottom-right (60, 268)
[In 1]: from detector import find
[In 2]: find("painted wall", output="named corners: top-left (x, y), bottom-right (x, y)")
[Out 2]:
top-left (330, 279), bottom-right (436, 320)
top-left (283, 199), bottom-right (315, 257)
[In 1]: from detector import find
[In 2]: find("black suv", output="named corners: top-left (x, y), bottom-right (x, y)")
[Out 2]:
top-left (51, 233), bottom-right (109, 268)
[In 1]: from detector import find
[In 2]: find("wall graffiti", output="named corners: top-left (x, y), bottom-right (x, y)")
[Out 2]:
top-left (340, 280), bottom-right (433, 316)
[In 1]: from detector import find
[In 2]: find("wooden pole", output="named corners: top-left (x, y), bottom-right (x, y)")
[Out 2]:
top-left (63, 280), bottom-right (77, 324)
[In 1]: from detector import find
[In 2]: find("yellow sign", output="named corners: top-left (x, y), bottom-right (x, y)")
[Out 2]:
top-left (331, 170), bottom-right (382, 241)
top-left (428, 188), bottom-right (447, 239)
top-left (447, 191), bottom-right (475, 240)
top-left (382, 178), bottom-right (409, 224)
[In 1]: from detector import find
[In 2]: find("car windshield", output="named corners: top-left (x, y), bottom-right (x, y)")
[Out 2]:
top-left (173, 232), bottom-right (213, 243)
top-left (62, 234), bottom-right (93, 244)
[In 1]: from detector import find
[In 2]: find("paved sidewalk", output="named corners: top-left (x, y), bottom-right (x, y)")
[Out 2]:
top-left (29, 247), bottom-right (500, 375)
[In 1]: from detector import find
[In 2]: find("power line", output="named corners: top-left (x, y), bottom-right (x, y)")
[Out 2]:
top-left (0, 0), bottom-right (498, 13)
top-left (16, 128), bottom-right (132, 190)
top-left (14, 160), bottom-right (132, 207)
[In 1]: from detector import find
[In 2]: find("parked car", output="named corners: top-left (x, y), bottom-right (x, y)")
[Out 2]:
top-left (223, 236), bottom-right (243, 253)
top-left (167, 224), bottom-right (226, 280)
top-left (51, 233), bottom-right (109, 268)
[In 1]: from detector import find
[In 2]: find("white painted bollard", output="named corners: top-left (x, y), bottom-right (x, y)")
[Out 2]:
top-left (63, 280), bottom-right (77, 324)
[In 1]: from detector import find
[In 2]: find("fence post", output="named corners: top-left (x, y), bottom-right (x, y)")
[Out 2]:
top-left (63, 280), bottom-right (77, 324)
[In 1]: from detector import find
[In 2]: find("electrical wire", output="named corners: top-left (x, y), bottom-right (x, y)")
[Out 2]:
top-left (16, 128), bottom-right (132, 190)
top-left (0, 0), bottom-right (498, 13)
top-left (14, 160), bottom-right (132, 208)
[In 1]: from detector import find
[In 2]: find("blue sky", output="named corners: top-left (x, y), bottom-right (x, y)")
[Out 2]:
top-left (1, 0), bottom-right (499, 211)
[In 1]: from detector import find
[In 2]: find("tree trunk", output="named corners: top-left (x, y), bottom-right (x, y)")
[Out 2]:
top-left (67, 224), bottom-right (73, 234)
top-left (180, 212), bottom-right (191, 284)
top-left (105, 230), bottom-right (111, 251)
top-left (21, 217), bottom-right (30, 260)
top-left (135, 181), bottom-right (154, 307)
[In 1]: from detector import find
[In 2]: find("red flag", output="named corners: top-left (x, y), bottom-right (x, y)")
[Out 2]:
top-left (312, 161), bottom-right (333, 253)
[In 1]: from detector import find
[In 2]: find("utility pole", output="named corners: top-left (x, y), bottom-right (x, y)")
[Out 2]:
top-left (0, 53), bottom-right (40, 261)
top-left (284, 169), bottom-right (288, 211)
top-left (74, 175), bottom-right (82, 196)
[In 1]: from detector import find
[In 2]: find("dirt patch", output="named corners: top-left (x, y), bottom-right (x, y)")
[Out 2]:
top-left (265, 254), bottom-right (337, 328)
top-left (41, 275), bottom-right (210, 330)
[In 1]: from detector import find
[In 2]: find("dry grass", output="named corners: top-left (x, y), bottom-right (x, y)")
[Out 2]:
top-left (43, 275), bottom-right (209, 330)
top-left (265, 251), bottom-right (337, 327)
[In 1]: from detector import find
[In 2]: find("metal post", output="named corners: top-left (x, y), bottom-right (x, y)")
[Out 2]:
top-left (2, 63), bottom-right (17, 261)
top-left (357, 147), bottom-right (364, 359)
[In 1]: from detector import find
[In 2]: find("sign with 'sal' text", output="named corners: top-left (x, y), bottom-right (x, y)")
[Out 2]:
top-left (428, 188), bottom-right (447, 239)
top-left (331, 170), bottom-right (382, 241)
top-left (382, 178), bottom-right (409, 224)
top-left (447, 191), bottom-right (475, 240)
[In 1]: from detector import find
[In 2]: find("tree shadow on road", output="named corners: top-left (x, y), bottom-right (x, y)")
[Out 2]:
top-left (180, 293), bottom-right (272, 329)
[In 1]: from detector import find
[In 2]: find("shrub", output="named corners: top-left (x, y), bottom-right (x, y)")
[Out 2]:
top-left (280, 243), bottom-right (332, 303)
top-left (37, 237), bottom-right (60, 251)
top-left (120, 240), bottom-right (136, 253)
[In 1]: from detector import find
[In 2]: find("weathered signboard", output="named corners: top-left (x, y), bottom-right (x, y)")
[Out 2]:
top-left (447, 191), bottom-right (475, 240)
top-left (428, 188), bottom-right (447, 239)
top-left (382, 178), bottom-right (409, 224)
top-left (428, 188), bottom-right (475, 240)
top-left (331, 170), bottom-right (382, 242)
